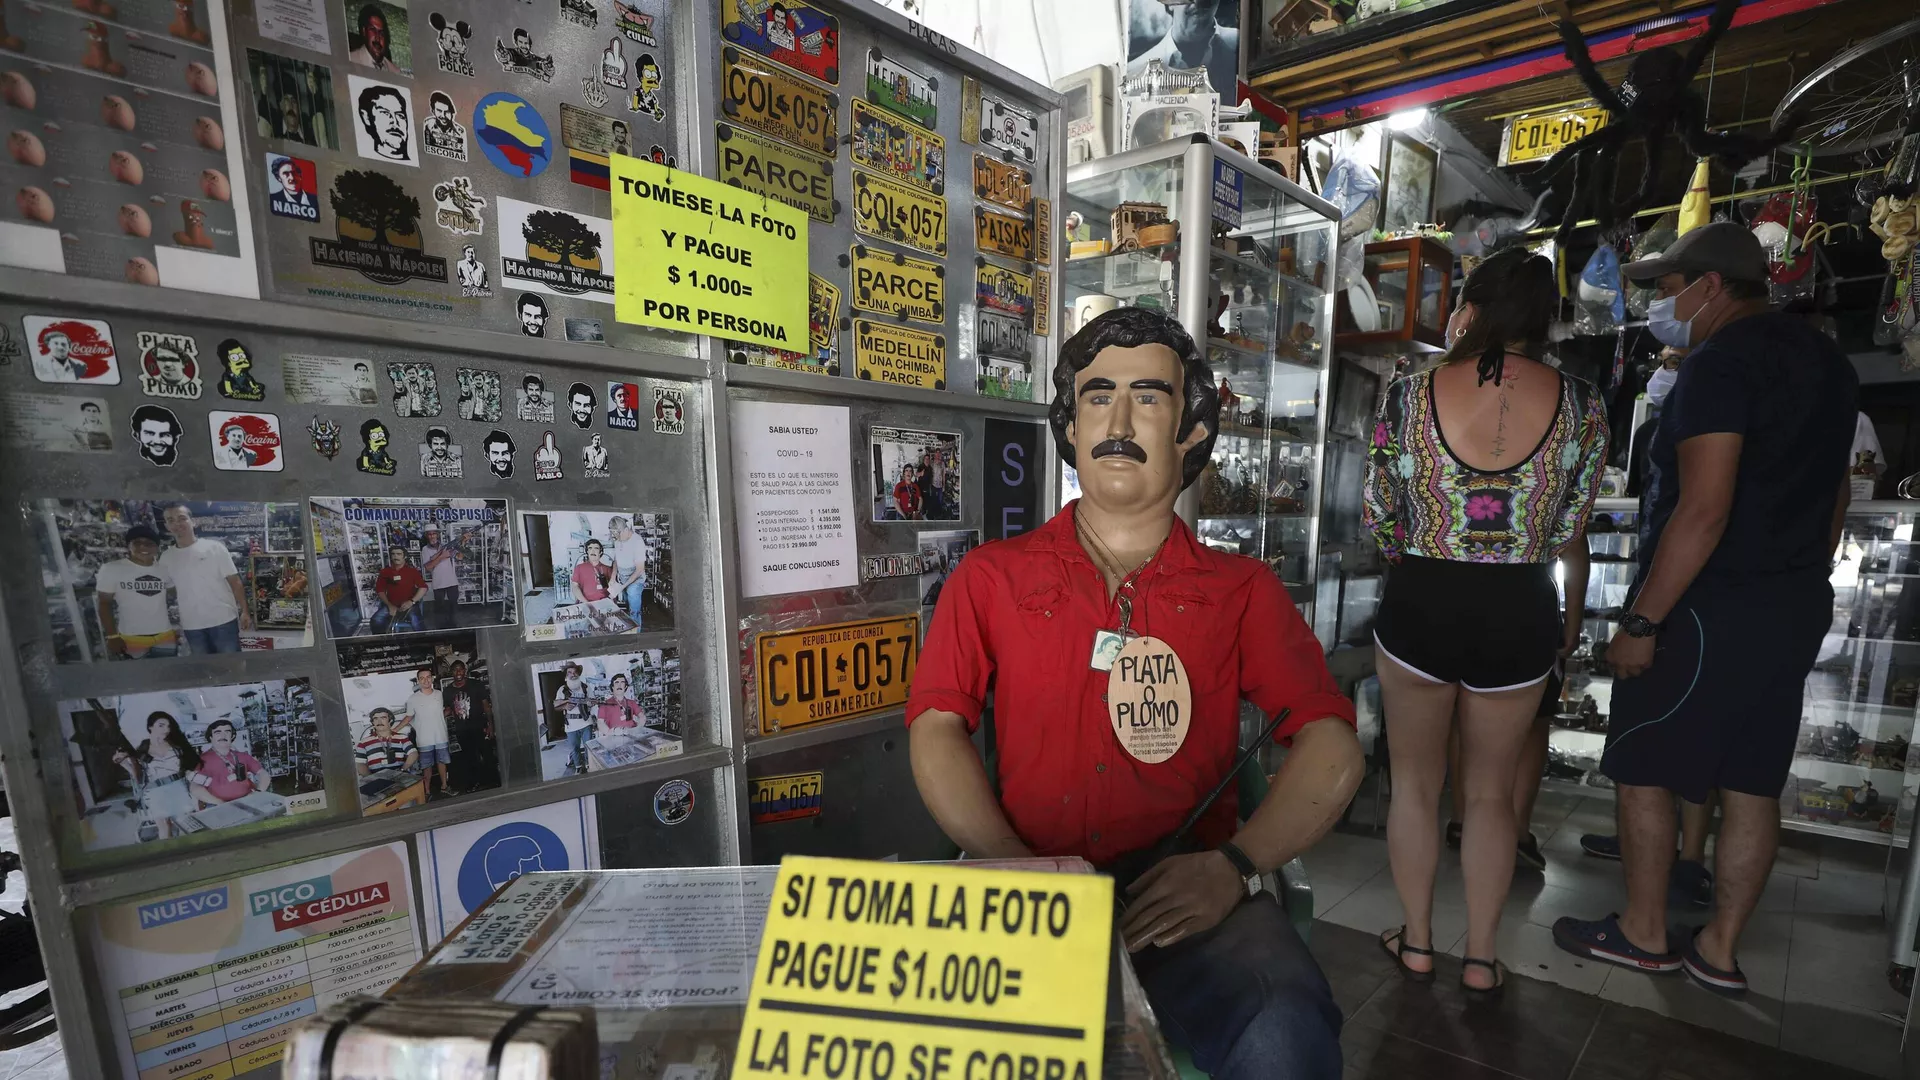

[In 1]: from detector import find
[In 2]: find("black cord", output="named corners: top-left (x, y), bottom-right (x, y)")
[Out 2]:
top-left (1476, 345), bottom-right (1507, 386)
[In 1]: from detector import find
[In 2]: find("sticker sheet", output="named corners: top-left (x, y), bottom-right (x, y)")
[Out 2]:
top-left (529, 649), bottom-right (683, 781)
top-left (517, 510), bottom-right (675, 642)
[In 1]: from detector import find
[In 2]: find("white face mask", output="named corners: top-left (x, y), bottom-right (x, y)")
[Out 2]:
top-left (1646, 365), bottom-right (1677, 406)
top-left (1646, 277), bottom-right (1708, 349)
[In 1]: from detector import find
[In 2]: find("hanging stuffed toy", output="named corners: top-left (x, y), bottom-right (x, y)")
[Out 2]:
top-left (1527, 0), bottom-right (1805, 246)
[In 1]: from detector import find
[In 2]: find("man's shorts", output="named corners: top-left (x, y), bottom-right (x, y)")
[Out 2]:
top-left (1602, 574), bottom-right (1832, 804)
top-left (417, 742), bottom-right (452, 767)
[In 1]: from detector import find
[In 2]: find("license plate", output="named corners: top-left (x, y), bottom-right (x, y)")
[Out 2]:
top-left (854, 319), bottom-right (946, 389)
top-left (974, 206), bottom-right (1034, 262)
top-left (851, 242), bottom-right (945, 324)
top-left (976, 308), bottom-right (1030, 359)
top-left (851, 99), bottom-right (946, 195)
top-left (756, 614), bottom-right (920, 733)
top-left (721, 49), bottom-right (840, 156)
top-left (865, 48), bottom-right (937, 129)
top-left (716, 122), bottom-right (837, 223)
top-left (972, 153), bottom-right (1032, 213)
top-left (750, 771), bottom-right (824, 823)
top-left (976, 261), bottom-right (1033, 320)
top-left (720, 0), bottom-right (840, 85)
top-left (1499, 105), bottom-right (1609, 166)
top-left (809, 273), bottom-right (842, 357)
top-left (979, 93), bottom-right (1037, 163)
top-left (852, 170), bottom-right (948, 257)
top-left (728, 340), bottom-right (834, 375)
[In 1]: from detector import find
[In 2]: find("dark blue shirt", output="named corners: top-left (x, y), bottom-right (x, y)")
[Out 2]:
top-left (1640, 312), bottom-right (1857, 585)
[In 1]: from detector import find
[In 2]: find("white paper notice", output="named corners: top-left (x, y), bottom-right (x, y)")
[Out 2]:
top-left (730, 400), bottom-right (859, 598)
top-left (255, 0), bottom-right (333, 53)
top-left (429, 873), bottom-right (588, 965)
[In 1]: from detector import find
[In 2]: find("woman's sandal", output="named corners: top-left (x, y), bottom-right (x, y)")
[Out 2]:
top-left (1462, 957), bottom-right (1506, 1002)
top-left (1379, 927), bottom-right (1436, 984)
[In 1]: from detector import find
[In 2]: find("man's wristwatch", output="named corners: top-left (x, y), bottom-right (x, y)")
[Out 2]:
top-left (1216, 841), bottom-right (1261, 894)
top-left (1620, 613), bottom-right (1662, 638)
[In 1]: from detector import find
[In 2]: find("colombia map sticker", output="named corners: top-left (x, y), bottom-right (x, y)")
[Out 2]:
top-left (473, 91), bottom-right (553, 178)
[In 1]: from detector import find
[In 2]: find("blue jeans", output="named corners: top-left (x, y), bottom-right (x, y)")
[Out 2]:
top-left (183, 620), bottom-right (241, 655)
top-left (621, 580), bottom-right (645, 630)
top-left (369, 605), bottom-right (422, 635)
top-left (565, 726), bottom-right (590, 773)
top-left (1130, 893), bottom-right (1342, 1080)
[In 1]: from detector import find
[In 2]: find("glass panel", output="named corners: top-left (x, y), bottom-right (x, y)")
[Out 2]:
top-left (1063, 158), bottom-right (1183, 328)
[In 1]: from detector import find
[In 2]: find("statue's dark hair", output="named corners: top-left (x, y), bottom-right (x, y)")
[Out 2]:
top-left (1048, 307), bottom-right (1218, 490)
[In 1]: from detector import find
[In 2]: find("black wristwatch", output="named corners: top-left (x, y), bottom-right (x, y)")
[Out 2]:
top-left (1216, 841), bottom-right (1260, 892)
top-left (1620, 613), bottom-right (1662, 638)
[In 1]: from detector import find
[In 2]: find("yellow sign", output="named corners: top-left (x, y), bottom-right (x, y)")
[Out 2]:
top-left (611, 155), bottom-right (810, 351)
top-left (756, 614), bottom-right (920, 734)
top-left (974, 206), bottom-right (1035, 262)
top-left (717, 122), bottom-right (838, 223)
top-left (854, 319), bottom-right (946, 389)
top-left (732, 856), bottom-right (1112, 1080)
top-left (750, 772), bottom-right (824, 824)
top-left (852, 170), bottom-right (949, 257)
top-left (1500, 104), bottom-right (1609, 166)
top-left (851, 243), bottom-right (945, 324)
top-left (721, 50), bottom-right (841, 156)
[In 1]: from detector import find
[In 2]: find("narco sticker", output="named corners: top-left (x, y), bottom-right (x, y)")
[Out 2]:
top-left (851, 171), bottom-right (947, 257)
top-left (720, 49), bottom-right (838, 156)
top-left (265, 153), bottom-right (321, 221)
top-left (865, 48), bottom-right (936, 129)
top-left (972, 153), bottom-right (1031, 213)
top-left (849, 243), bottom-right (944, 325)
top-left (310, 169), bottom-right (449, 285)
top-left (850, 99), bottom-right (944, 195)
top-left (497, 197), bottom-right (615, 304)
top-left (854, 318), bottom-right (945, 389)
top-left (137, 332), bottom-right (203, 400)
top-left (717, 122), bottom-right (836, 224)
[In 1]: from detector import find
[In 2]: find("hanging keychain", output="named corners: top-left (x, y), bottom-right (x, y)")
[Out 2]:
top-left (1089, 588), bottom-right (1139, 672)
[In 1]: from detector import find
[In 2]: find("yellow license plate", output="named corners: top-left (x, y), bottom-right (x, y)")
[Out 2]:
top-left (757, 614), bottom-right (920, 733)
top-left (721, 50), bottom-right (840, 156)
top-left (716, 122), bottom-right (837, 223)
top-left (1033, 268), bottom-right (1051, 336)
top-left (851, 242), bottom-right (945, 324)
top-left (973, 153), bottom-right (1032, 213)
top-left (750, 771), bottom-right (824, 823)
top-left (809, 273), bottom-right (841, 355)
top-left (851, 100), bottom-right (946, 195)
top-left (974, 205), bottom-right (1035, 262)
top-left (854, 318), bottom-right (946, 389)
top-left (852, 170), bottom-right (948, 257)
top-left (976, 261), bottom-right (1033, 321)
top-left (1035, 198), bottom-right (1052, 263)
top-left (1501, 105), bottom-right (1609, 166)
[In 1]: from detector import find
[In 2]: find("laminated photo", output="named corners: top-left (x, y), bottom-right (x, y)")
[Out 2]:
top-left (518, 510), bottom-right (674, 642)
top-left (284, 354), bottom-right (380, 405)
top-left (919, 529), bottom-right (979, 612)
top-left (309, 498), bottom-right (514, 638)
top-left (31, 499), bottom-right (313, 665)
top-left (870, 426), bottom-right (961, 522)
top-left (345, 0), bottom-right (413, 76)
top-left (59, 680), bottom-right (326, 852)
top-left (0, 394), bottom-right (113, 453)
top-left (529, 649), bottom-right (683, 782)
top-left (339, 632), bottom-right (499, 814)
top-left (247, 49), bottom-right (340, 150)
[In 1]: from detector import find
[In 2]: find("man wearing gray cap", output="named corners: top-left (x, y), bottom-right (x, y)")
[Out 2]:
top-left (1554, 222), bottom-right (1857, 997)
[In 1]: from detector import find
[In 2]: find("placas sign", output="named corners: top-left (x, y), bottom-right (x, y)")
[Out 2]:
top-left (611, 156), bottom-right (810, 352)
top-left (731, 857), bottom-right (1112, 1080)
top-left (729, 400), bottom-right (860, 598)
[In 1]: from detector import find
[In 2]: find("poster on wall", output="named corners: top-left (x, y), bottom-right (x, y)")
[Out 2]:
top-left (517, 509), bottom-right (674, 641)
top-left (529, 649), bottom-right (683, 781)
top-left (308, 497), bottom-right (514, 638)
top-left (30, 499), bottom-right (313, 664)
top-left (870, 426), bottom-right (961, 523)
top-left (416, 798), bottom-right (602, 945)
top-left (58, 679), bottom-right (328, 853)
top-left (728, 400), bottom-right (858, 598)
top-left (983, 418), bottom-right (1044, 540)
top-left (1123, 0), bottom-right (1239, 98)
top-left (91, 843), bottom-right (419, 1080)
top-left (338, 631), bottom-right (499, 814)
top-left (0, 0), bottom-right (260, 296)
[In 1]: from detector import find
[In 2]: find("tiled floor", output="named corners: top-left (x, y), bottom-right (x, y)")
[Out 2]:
top-left (0, 983), bottom-right (62, 1080)
top-left (1312, 782), bottom-right (1913, 1078)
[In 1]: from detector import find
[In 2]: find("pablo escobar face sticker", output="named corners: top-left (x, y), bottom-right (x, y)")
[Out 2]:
top-left (138, 332), bottom-right (202, 400)
top-left (422, 91), bottom-right (467, 161)
top-left (420, 426), bottom-right (463, 478)
top-left (457, 367), bottom-right (502, 422)
top-left (496, 27), bottom-right (555, 82)
top-left (129, 404), bottom-right (182, 467)
top-left (387, 361), bottom-right (441, 417)
top-left (534, 430), bottom-right (563, 480)
top-left (484, 429), bottom-right (516, 478)
top-left (430, 12), bottom-right (474, 76)
top-left (208, 411), bottom-right (285, 471)
top-left (357, 417), bottom-right (397, 475)
top-left (433, 176), bottom-right (485, 236)
top-left (516, 375), bottom-right (554, 423)
top-left (653, 387), bottom-right (685, 435)
top-left (266, 154), bottom-right (321, 221)
top-left (309, 416), bottom-right (343, 459)
top-left (456, 244), bottom-right (491, 297)
top-left (567, 382), bottom-right (596, 429)
top-left (25, 316), bottom-right (120, 385)
top-left (517, 293), bottom-right (549, 337)
top-left (582, 433), bottom-right (610, 478)
top-left (349, 76), bottom-right (416, 167)
top-left (606, 381), bottom-right (638, 430)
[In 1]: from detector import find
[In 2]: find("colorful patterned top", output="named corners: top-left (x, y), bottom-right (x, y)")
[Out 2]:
top-left (1364, 366), bottom-right (1609, 564)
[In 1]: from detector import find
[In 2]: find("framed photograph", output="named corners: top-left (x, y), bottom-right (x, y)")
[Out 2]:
top-left (517, 510), bottom-right (674, 642)
top-left (1331, 361), bottom-right (1381, 440)
top-left (1382, 135), bottom-right (1437, 234)
top-left (870, 427), bottom-right (960, 523)
top-left (308, 498), bottom-right (514, 638)
top-left (338, 632), bottom-right (498, 813)
top-left (529, 649), bottom-right (683, 781)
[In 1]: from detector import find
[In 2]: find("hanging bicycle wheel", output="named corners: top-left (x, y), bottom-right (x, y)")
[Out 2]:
top-left (1772, 17), bottom-right (1920, 158)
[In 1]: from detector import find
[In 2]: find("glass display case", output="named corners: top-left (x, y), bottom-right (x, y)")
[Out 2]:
top-left (1334, 236), bottom-right (1453, 353)
top-left (1062, 135), bottom-right (1341, 608)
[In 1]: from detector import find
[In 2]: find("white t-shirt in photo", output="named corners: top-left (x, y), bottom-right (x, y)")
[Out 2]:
top-left (157, 538), bottom-right (240, 630)
top-left (405, 688), bottom-right (449, 747)
top-left (93, 559), bottom-right (173, 636)
top-left (420, 543), bottom-right (460, 591)
top-left (611, 533), bottom-right (648, 587)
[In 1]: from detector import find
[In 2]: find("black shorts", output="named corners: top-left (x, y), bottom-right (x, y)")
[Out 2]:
top-left (1602, 574), bottom-right (1833, 803)
top-left (1374, 555), bottom-right (1560, 692)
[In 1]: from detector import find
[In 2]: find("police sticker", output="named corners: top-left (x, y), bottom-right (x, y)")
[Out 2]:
top-left (852, 170), bottom-right (947, 257)
top-left (974, 206), bottom-right (1034, 262)
top-left (429, 13), bottom-right (474, 77)
top-left (850, 99), bottom-right (944, 195)
top-left (865, 47), bottom-right (936, 129)
top-left (717, 122), bottom-right (836, 223)
top-left (972, 153), bottom-right (1032, 213)
top-left (850, 243), bottom-right (944, 325)
top-left (979, 92), bottom-right (1037, 163)
top-left (854, 319), bottom-right (945, 390)
top-left (653, 778), bottom-right (694, 825)
top-left (721, 49), bottom-right (838, 156)
top-left (137, 331), bottom-right (202, 400)
top-left (975, 260), bottom-right (1033, 321)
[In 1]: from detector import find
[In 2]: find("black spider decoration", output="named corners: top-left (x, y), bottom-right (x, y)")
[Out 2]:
top-left (1529, 0), bottom-right (1804, 245)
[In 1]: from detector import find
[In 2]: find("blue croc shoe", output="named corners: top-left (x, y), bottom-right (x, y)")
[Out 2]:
top-left (1681, 928), bottom-right (1748, 997)
top-left (1552, 914), bottom-right (1682, 973)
